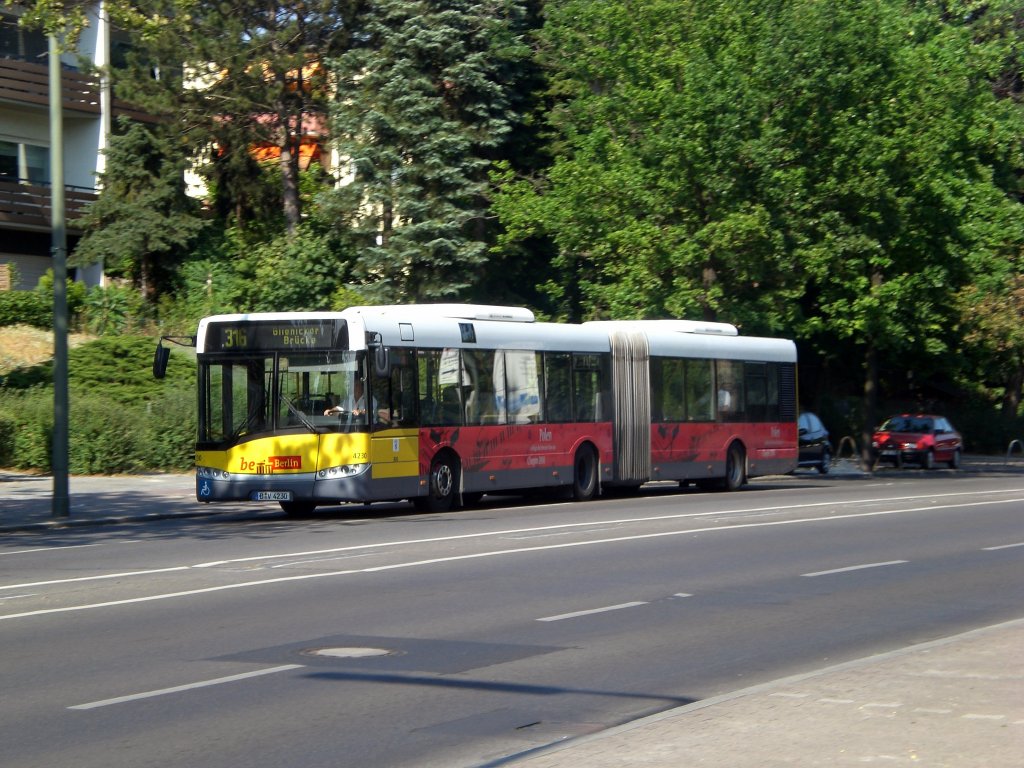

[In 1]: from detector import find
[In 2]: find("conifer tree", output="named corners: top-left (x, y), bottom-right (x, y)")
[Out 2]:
top-left (112, 0), bottom-right (362, 235)
top-left (328, 0), bottom-right (533, 302)
top-left (72, 119), bottom-right (206, 303)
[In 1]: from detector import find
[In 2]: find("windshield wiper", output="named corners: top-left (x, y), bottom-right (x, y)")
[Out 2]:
top-left (280, 394), bottom-right (320, 432)
top-left (230, 408), bottom-right (264, 440)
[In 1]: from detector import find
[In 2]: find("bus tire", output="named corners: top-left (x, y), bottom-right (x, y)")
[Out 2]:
top-left (417, 452), bottom-right (459, 513)
top-left (721, 443), bottom-right (746, 491)
top-left (280, 500), bottom-right (317, 516)
top-left (572, 445), bottom-right (599, 501)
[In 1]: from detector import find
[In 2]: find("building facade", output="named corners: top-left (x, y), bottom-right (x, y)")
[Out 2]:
top-left (0, 6), bottom-right (127, 291)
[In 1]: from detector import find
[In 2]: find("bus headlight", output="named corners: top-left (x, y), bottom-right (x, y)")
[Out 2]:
top-left (318, 464), bottom-right (369, 480)
top-left (197, 466), bottom-right (232, 481)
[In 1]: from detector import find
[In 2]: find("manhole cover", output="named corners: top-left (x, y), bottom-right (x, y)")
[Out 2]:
top-left (306, 647), bottom-right (394, 659)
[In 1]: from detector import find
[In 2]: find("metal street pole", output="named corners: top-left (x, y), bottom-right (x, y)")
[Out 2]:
top-left (49, 33), bottom-right (69, 518)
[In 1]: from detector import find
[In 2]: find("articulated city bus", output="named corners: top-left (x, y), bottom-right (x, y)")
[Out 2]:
top-left (154, 304), bottom-right (797, 515)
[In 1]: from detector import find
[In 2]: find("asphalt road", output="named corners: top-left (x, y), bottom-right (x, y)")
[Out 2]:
top-left (2, 471), bottom-right (1022, 767)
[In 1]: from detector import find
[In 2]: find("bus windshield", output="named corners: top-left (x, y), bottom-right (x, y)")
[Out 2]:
top-left (198, 350), bottom-right (366, 446)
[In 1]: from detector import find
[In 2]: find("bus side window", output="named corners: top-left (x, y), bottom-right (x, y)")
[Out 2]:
top-left (744, 362), bottom-right (768, 422)
top-left (440, 387), bottom-right (462, 425)
top-left (504, 350), bottom-right (541, 425)
top-left (544, 352), bottom-right (572, 422)
top-left (716, 360), bottom-right (745, 422)
top-left (655, 357), bottom-right (686, 422)
top-left (572, 352), bottom-right (609, 423)
top-left (685, 359), bottom-right (713, 421)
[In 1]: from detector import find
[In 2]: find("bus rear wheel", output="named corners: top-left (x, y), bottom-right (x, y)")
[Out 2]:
top-left (572, 445), bottom-right (599, 501)
top-left (416, 453), bottom-right (459, 513)
top-left (721, 443), bottom-right (746, 491)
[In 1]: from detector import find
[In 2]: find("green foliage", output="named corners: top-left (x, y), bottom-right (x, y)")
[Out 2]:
top-left (83, 284), bottom-right (147, 335)
top-left (0, 384), bottom-right (196, 473)
top-left (0, 288), bottom-right (51, 329)
top-left (244, 224), bottom-right (356, 312)
top-left (328, 0), bottom-right (536, 302)
top-left (109, 0), bottom-right (358, 234)
top-left (68, 336), bottom-right (193, 403)
top-left (0, 390), bottom-right (52, 471)
top-left (0, 338), bottom-right (196, 472)
top-left (0, 272), bottom-right (87, 329)
top-left (0, 410), bottom-right (15, 466)
top-left (495, 0), bottom-right (1024, 434)
top-left (72, 119), bottom-right (208, 303)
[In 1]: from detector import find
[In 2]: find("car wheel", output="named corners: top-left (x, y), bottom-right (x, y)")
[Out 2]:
top-left (948, 449), bottom-right (961, 470)
top-left (817, 446), bottom-right (831, 475)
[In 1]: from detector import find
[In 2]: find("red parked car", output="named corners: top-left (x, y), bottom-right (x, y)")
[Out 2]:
top-left (871, 414), bottom-right (963, 469)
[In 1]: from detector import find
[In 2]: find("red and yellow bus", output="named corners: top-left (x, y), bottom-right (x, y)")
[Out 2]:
top-left (155, 304), bottom-right (797, 515)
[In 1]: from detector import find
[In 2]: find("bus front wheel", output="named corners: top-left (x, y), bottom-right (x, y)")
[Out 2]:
top-left (572, 445), bottom-right (599, 501)
top-left (417, 453), bottom-right (459, 513)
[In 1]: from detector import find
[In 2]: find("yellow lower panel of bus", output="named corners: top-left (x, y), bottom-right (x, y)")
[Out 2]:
top-left (369, 428), bottom-right (419, 479)
top-left (199, 433), bottom-right (368, 475)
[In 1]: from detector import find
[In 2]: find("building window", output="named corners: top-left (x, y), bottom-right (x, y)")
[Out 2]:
top-left (0, 15), bottom-right (48, 61)
top-left (0, 140), bottom-right (50, 184)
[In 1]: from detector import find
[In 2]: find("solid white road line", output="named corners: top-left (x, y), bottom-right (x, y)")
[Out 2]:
top-left (3, 497), bottom-right (1019, 621)
top-left (191, 489), bottom-right (1024, 569)
top-left (983, 542), bottom-right (1024, 551)
top-left (0, 567), bottom-right (190, 591)
top-left (68, 664), bottom-right (304, 710)
top-left (802, 560), bottom-right (909, 578)
top-left (537, 601), bottom-right (648, 622)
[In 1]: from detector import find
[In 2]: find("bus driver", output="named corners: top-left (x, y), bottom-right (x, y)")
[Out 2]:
top-left (324, 378), bottom-right (368, 416)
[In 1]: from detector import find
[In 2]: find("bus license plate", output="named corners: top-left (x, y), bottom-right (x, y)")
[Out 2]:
top-left (252, 491), bottom-right (291, 501)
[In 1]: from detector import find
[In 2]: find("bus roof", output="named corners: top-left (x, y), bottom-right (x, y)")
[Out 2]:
top-left (197, 306), bottom-right (796, 363)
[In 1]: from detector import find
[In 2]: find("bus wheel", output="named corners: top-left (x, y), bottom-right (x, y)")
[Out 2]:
top-left (280, 500), bottom-right (317, 517)
top-left (572, 445), bottom-right (599, 501)
top-left (418, 453), bottom-right (459, 513)
top-left (722, 443), bottom-right (746, 491)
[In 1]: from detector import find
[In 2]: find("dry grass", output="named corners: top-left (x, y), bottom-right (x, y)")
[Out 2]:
top-left (0, 325), bottom-right (94, 376)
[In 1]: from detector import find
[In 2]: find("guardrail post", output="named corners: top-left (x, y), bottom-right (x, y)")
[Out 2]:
top-left (1007, 439), bottom-right (1023, 467)
top-left (834, 435), bottom-right (869, 473)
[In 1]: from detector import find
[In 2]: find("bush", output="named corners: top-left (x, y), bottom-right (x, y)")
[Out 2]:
top-left (0, 334), bottom-right (196, 473)
top-left (0, 410), bottom-right (16, 466)
top-left (0, 391), bottom-right (53, 471)
top-left (0, 273), bottom-right (87, 329)
top-left (82, 284), bottom-right (146, 335)
top-left (140, 387), bottom-right (197, 470)
top-left (0, 290), bottom-right (50, 328)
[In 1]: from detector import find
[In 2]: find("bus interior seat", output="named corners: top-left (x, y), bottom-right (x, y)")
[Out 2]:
top-left (440, 387), bottom-right (461, 425)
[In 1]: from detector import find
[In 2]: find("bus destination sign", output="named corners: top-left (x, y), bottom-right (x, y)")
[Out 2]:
top-left (207, 320), bottom-right (346, 352)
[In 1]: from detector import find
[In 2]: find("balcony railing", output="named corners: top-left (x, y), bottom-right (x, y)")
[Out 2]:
top-left (0, 56), bottom-right (152, 121)
top-left (0, 178), bottom-right (96, 232)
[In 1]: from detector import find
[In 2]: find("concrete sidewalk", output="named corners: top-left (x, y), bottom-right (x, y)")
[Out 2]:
top-left (506, 620), bottom-right (1024, 767)
top-left (0, 471), bottom-right (244, 530)
top-left (2, 467), bottom-right (1023, 767)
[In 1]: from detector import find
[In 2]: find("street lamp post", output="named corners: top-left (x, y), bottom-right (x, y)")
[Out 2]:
top-left (49, 32), bottom-right (69, 519)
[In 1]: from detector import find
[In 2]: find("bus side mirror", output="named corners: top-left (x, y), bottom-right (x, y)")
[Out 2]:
top-left (153, 342), bottom-right (170, 379)
top-left (366, 331), bottom-right (390, 377)
top-left (373, 345), bottom-right (390, 377)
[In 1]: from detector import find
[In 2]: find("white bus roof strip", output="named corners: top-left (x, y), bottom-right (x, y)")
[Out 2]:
top-left (361, 314), bottom-right (613, 353)
top-left (584, 319), bottom-right (739, 336)
top-left (349, 304), bottom-right (535, 323)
